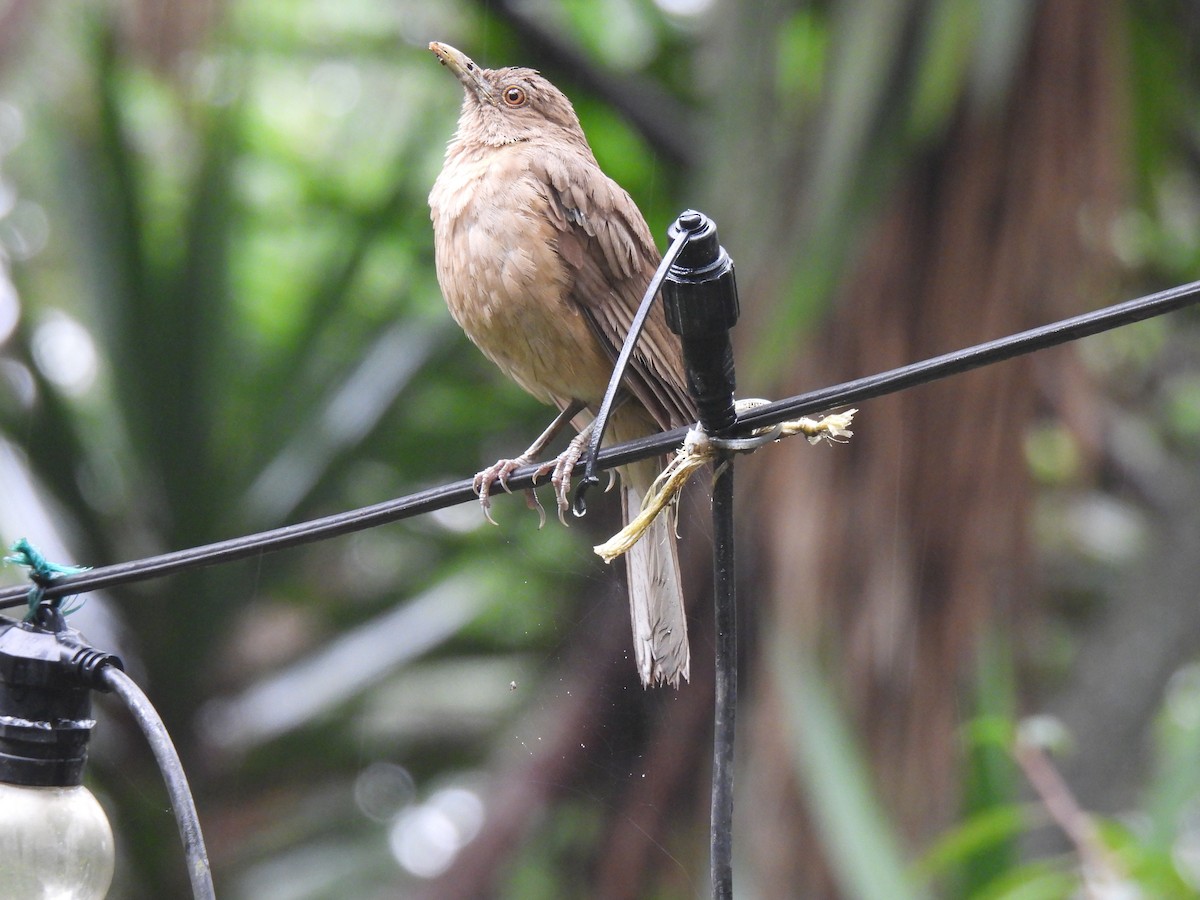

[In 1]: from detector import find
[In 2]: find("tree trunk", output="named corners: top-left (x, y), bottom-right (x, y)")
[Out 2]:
top-left (734, 0), bottom-right (1123, 894)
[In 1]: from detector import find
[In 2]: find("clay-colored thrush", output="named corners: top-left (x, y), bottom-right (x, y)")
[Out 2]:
top-left (428, 42), bottom-right (693, 688)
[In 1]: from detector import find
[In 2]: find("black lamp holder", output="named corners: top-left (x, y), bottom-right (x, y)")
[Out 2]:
top-left (0, 604), bottom-right (122, 788)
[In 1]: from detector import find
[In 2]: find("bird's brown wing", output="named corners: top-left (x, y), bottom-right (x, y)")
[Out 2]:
top-left (532, 151), bottom-right (695, 430)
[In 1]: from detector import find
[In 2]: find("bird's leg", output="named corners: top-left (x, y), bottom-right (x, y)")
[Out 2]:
top-left (474, 399), bottom-right (585, 526)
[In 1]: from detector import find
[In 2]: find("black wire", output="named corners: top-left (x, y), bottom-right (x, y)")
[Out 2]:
top-left (2, 277), bottom-right (1200, 610)
top-left (0, 476), bottom-right (483, 609)
top-left (736, 276), bottom-right (1200, 431)
top-left (710, 457), bottom-right (736, 900)
top-left (101, 666), bottom-right (215, 900)
top-left (573, 226), bottom-right (692, 514)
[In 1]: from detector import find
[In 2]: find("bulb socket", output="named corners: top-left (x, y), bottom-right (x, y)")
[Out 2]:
top-left (0, 616), bottom-right (120, 787)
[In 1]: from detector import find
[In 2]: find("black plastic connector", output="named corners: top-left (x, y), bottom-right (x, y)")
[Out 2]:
top-left (662, 211), bottom-right (741, 437)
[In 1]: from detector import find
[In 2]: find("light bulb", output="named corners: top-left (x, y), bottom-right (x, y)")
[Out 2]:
top-left (0, 608), bottom-right (123, 900)
top-left (0, 782), bottom-right (114, 899)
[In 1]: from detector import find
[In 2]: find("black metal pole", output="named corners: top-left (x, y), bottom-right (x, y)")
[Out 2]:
top-left (709, 459), bottom-right (736, 898)
top-left (662, 210), bottom-right (741, 899)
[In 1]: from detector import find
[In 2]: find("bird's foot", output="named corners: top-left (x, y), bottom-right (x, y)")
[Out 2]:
top-left (473, 423), bottom-right (600, 528)
top-left (473, 455), bottom-right (561, 528)
top-left (548, 430), bottom-right (595, 526)
top-left (473, 456), bottom-right (531, 525)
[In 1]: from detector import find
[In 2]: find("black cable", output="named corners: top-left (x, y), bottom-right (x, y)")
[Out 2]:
top-left (0, 476), bottom-right (483, 609)
top-left (710, 458), bottom-right (736, 899)
top-left (3, 277), bottom-right (1200, 610)
top-left (736, 277), bottom-right (1200, 431)
top-left (100, 666), bottom-right (215, 900)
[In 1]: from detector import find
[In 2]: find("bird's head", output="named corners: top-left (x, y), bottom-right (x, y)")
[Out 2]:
top-left (430, 42), bottom-right (588, 148)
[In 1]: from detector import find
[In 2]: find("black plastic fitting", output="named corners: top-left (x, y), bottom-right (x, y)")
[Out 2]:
top-left (662, 211), bottom-right (741, 437)
top-left (0, 606), bottom-right (123, 786)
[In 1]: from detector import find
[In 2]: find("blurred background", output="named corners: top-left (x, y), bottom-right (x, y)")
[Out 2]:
top-left (1, 0), bottom-right (1200, 896)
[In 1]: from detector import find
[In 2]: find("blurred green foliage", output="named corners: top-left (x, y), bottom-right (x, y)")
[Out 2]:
top-left (2, 0), bottom-right (1200, 898)
top-left (1, 2), bottom-right (596, 895)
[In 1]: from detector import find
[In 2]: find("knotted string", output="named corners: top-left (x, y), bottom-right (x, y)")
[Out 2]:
top-left (4, 538), bottom-right (90, 620)
top-left (594, 405), bottom-right (857, 563)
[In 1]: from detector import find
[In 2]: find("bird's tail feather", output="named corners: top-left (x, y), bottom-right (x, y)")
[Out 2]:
top-left (622, 457), bottom-right (689, 688)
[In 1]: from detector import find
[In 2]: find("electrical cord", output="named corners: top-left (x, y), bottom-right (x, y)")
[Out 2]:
top-left (100, 666), bottom-right (215, 900)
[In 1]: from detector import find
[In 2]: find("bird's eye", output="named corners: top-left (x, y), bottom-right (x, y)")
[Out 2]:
top-left (502, 86), bottom-right (527, 108)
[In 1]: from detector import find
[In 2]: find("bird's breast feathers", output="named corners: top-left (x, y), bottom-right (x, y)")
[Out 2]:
top-left (429, 147), bottom-right (615, 406)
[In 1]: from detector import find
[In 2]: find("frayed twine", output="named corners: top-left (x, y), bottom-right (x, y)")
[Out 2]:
top-left (4, 538), bottom-right (90, 619)
top-left (593, 405), bottom-right (856, 564)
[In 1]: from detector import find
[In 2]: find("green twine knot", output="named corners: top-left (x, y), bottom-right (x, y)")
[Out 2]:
top-left (4, 538), bottom-right (90, 620)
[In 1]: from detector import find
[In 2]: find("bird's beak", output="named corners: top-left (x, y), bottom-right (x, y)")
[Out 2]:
top-left (429, 42), bottom-right (493, 103)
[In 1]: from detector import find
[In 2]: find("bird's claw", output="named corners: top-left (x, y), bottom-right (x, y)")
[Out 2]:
top-left (473, 456), bottom-right (531, 525)
top-left (524, 478), bottom-right (548, 529)
top-left (474, 455), bottom-right (562, 528)
top-left (473, 430), bottom-right (591, 528)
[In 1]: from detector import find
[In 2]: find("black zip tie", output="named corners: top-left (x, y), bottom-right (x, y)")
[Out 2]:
top-left (572, 222), bottom-right (696, 516)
